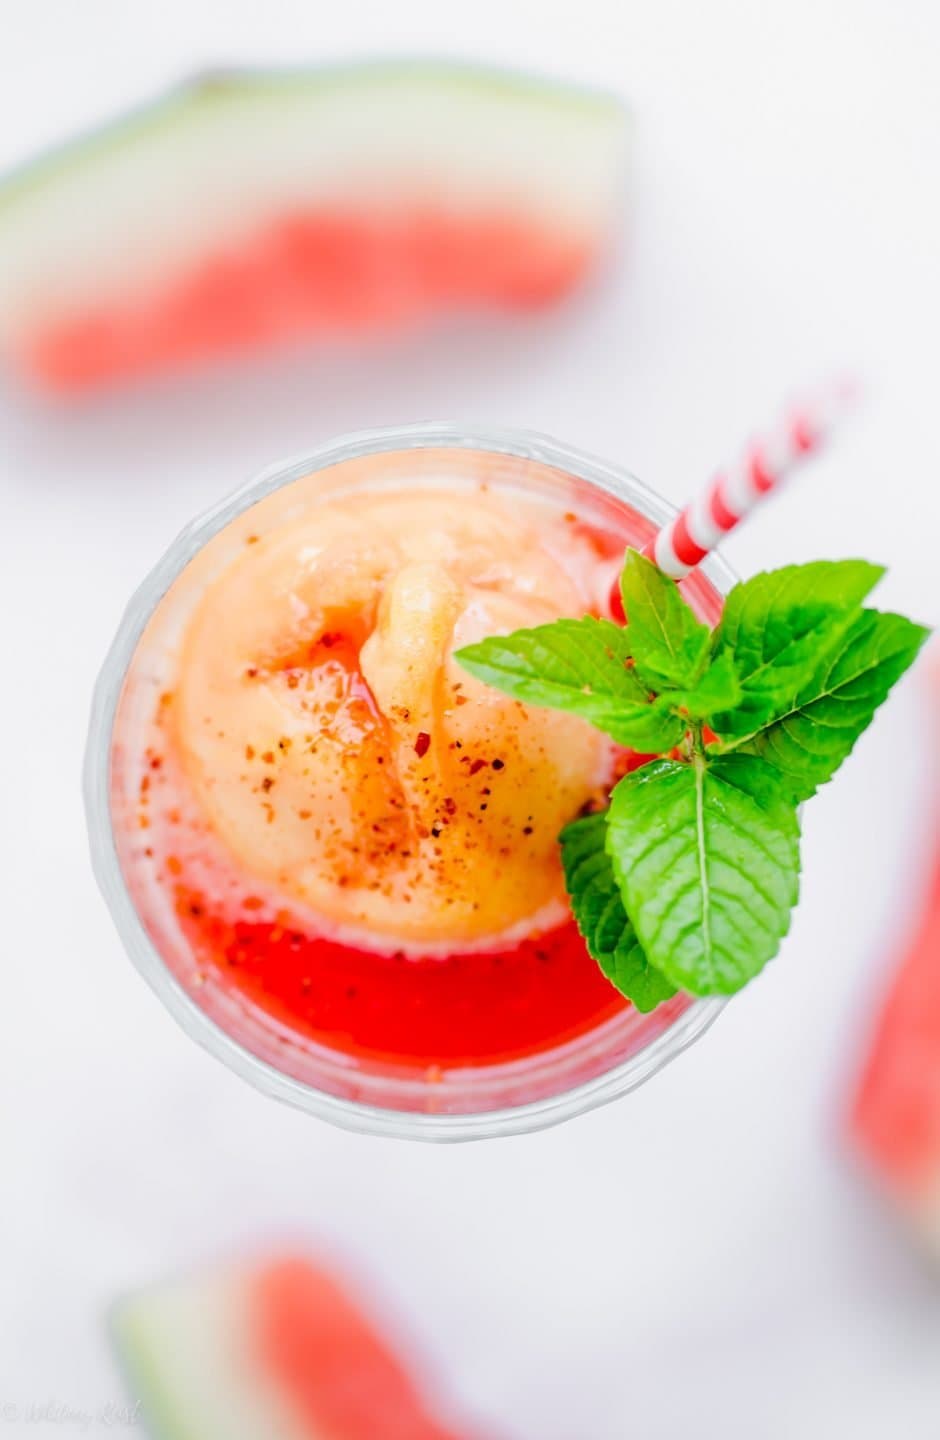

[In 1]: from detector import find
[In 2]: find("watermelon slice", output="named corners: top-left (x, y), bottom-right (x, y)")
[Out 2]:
top-left (111, 1254), bottom-right (502, 1440)
top-left (0, 64), bottom-right (627, 392)
top-left (851, 841), bottom-right (940, 1256)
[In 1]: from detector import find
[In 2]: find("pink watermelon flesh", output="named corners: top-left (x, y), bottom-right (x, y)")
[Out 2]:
top-left (852, 844), bottom-right (940, 1242)
top-left (23, 208), bottom-right (591, 391)
top-left (253, 1257), bottom-right (489, 1440)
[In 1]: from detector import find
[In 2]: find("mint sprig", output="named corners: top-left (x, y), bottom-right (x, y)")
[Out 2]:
top-left (455, 552), bottom-right (929, 1004)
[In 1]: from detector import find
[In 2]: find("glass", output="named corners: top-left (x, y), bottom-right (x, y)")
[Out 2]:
top-left (84, 424), bottom-right (732, 1140)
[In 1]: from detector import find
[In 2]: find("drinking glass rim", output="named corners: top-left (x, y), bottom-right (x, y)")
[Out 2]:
top-left (84, 421), bottom-right (733, 1141)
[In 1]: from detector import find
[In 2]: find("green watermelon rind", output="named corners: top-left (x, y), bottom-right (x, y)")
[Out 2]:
top-left (0, 60), bottom-right (627, 218)
top-left (110, 1299), bottom-right (200, 1440)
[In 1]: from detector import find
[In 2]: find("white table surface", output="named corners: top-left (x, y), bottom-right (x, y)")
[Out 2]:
top-left (2, 2), bottom-right (940, 1436)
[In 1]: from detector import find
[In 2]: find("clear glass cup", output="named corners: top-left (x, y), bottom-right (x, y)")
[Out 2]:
top-left (84, 423), bottom-right (732, 1140)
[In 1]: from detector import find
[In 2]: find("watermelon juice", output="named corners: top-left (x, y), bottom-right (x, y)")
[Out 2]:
top-left (87, 427), bottom-right (730, 1136)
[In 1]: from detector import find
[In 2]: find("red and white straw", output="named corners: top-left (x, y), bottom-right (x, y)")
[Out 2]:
top-left (644, 382), bottom-right (856, 580)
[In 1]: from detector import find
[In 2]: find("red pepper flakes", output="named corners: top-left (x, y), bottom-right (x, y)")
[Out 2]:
top-left (491, 758), bottom-right (505, 771)
top-left (414, 732), bottom-right (431, 758)
top-left (245, 745), bottom-right (255, 760)
top-left (242, 896), bottom-right (264, 911)
top-left (261, 776), bottom-right (274, 792)
top-left (261, 750), bottom-right (275, 764)
top-left (468, 758), bottom-right (487, 775)
top-left (166, 855), bottom-right (183, 877)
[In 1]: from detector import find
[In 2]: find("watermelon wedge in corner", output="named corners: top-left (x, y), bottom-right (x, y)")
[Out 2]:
top-left (112, 1254), bottom-right (503, 1440)
top-left (851, 842), bottom-right (940, 1259)
top-left (0, 64), bottom-right (627, 392)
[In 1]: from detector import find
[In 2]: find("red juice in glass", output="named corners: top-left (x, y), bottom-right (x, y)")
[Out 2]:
top-left (88, 428), bottom-right (729, 1137)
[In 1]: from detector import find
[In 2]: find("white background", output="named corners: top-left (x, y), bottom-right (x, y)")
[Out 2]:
top-left (3, 2), bottom-right (940, 1436)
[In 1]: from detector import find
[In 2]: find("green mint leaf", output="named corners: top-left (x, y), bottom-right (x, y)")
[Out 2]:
top-left (560, 812), bottom-right (677, 1012)
top-left (455, 617), bottom-right (686, 750)
top-left (606, 754), bottom-right (800, 995)
top-left (712, 560), bottom-right (884, 738)
top-left (737, 609), bottom-right (930, 800)
top-left (662, 652), bottom-right (743, 722)
top-left (619, 549), bottom-right (711, 689)
top-left (608, 702), bottom-right (687, 753)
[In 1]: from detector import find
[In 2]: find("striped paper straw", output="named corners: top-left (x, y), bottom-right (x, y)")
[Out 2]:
top-left (643, 382), bottom-right (856, 580)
